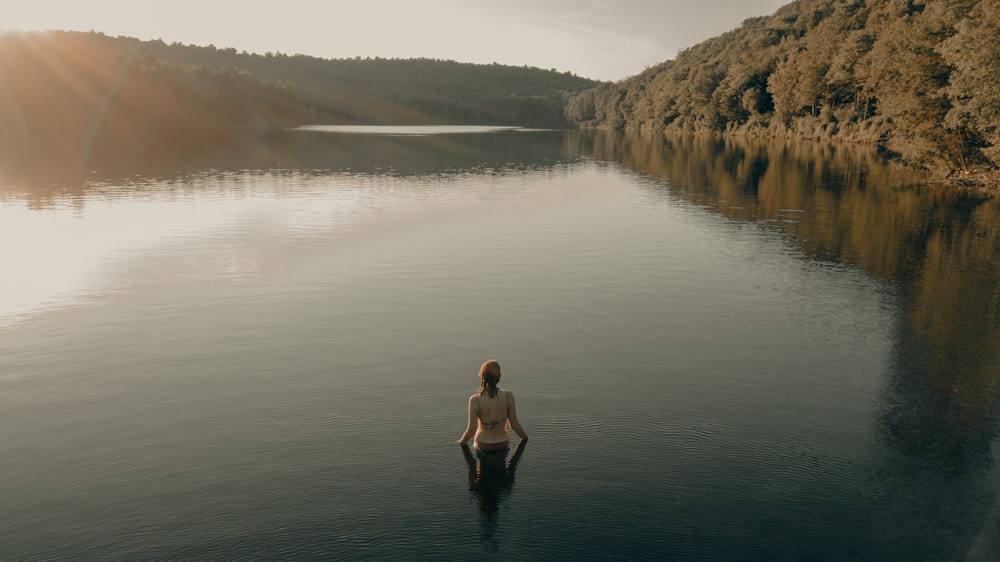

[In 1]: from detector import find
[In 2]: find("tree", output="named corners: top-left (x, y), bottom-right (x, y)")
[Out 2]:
top-left (861, 1), bottom-right (961, 168)
top-left (939, 1), bottom-right (1000, 168)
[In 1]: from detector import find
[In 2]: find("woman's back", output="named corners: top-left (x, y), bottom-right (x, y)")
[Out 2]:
top-left (458, 360), bottom-right (528, 449)
top-left (475, 389), bottom-right (510, 443)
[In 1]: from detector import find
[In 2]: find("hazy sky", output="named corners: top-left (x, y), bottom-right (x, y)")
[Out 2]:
top-left (5, 0), bottom-right (789, 81)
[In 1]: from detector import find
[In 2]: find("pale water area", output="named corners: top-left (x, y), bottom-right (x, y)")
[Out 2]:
top-left (1, 127), bottom-right (999, 560)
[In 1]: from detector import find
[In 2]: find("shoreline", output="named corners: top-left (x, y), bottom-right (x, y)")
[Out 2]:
top-left (581, 125), bottom-right (1000, 197)
top-left (923, 171), bottom-right (1000, 195)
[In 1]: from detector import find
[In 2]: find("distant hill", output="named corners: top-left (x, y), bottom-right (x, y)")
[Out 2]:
top-left (0, 31), bottom-right (309, 164)
top-left (0, 30), bottom-right (599, 169)
top-left (566, 0), bottom-right (1000, 174)
top-left (101, 33), bottom-right (599, 127)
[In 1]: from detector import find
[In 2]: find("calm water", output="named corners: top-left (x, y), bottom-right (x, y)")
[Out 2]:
top-left (1, 127), bottom-right (999, 561)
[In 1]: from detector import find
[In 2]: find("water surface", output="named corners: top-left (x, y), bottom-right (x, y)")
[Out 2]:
top-left (1, 127), bottom-right (998, 561)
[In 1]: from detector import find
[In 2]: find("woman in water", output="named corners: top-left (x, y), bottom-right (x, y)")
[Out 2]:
top-left (458, 359), bottom-right (528, 452)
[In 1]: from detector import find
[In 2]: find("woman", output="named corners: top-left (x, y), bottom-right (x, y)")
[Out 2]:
top-left (458, 359), bottom-right (528, 452)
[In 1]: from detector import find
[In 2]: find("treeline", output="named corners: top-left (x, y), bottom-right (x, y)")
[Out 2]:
top-left (565, 0), bottom-right (1000, 174)
top-left (3, 30), bottom-right (597, 130)
top-left (104, 34), bottom-right (598, 127)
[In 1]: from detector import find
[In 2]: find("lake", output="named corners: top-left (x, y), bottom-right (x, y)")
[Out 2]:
top-left (1, 127), bottom-right (998, 561)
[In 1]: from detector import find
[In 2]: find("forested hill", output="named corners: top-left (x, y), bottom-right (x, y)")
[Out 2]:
top-left (1, 31), bottom-right (308, 158)
top-left (0, 30), bottom-right (598, 167)
top-left (566, 0), bottom-right (1000, 174)
top-left (1, 30), bottom-right (597, 130)
top-left (101, 33), bottom-right (599, 127)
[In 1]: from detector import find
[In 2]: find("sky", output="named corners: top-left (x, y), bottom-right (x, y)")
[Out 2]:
top-left (4, 0), bottom-right (790, 81)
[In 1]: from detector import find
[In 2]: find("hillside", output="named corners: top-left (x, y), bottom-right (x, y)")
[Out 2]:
top-left (98, 33), bottom-right (599, 127)
top-left (565, 0), bottom-right (1000, 175)
top-left (0, 30), bottom-right (599, 170)
top-left (0, 31), bottom-right (310, 164)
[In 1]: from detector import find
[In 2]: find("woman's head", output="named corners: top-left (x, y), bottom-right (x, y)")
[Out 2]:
top-left (478, 359), bottom-right (501, 397)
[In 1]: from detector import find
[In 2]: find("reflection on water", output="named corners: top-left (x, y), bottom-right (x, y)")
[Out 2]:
top-left (577, 131), bottom-right (1000, 561)
top-left (461, 441), bottom-right (527, 551)
top-left (0, 126), bottom-right (574, 197)
top-left (1, 127), bottom-right (999, 560)
top-left (0, 126), bottom-right (579, 326)
top-left (294, 124), bottom-right (531, 136)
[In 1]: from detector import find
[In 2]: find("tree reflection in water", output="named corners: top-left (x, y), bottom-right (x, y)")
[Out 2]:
top-left (460, 440), bottom-right (526, 551)
top-left (571, 130), bottom-right (1000, 561)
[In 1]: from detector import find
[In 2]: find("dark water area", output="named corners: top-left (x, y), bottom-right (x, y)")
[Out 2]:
top-left (1, 127), bottom-right (998, 561)
top-left (575, 133), bottom-right (1000, 560)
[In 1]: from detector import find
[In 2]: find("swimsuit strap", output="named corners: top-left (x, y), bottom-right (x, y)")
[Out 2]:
top-left (478, 390), bottom-right (507, 428)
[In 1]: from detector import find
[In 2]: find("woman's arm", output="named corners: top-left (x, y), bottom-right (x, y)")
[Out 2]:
top-left (506, 391), bottom-right (528, 441)
top-left (458, 395), bottom-right (478, 444)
